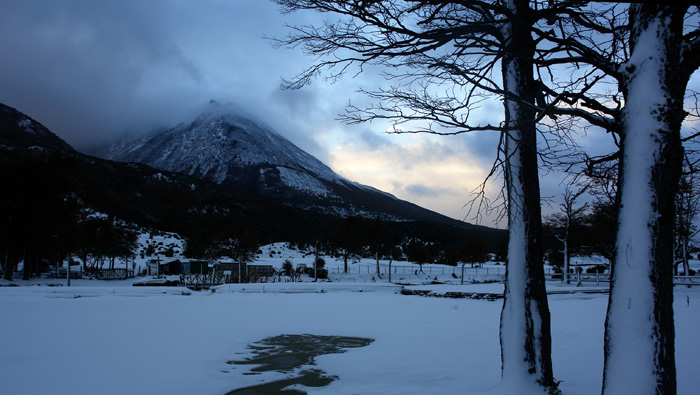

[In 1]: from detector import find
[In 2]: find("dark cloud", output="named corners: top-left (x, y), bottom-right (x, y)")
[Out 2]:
top-left (0, 0), bottom-right (408, 157)
top-left (0, 0), bottom-right (324, 150)
top-left (0, 0), bottom-right (519, 222)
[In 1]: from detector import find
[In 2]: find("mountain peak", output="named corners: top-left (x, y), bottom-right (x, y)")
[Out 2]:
top-left (95, 104), bottom-right (341, 189)
top-left (195, 100), bottom-right (261, 125)
top-left (95, 103), bottom-right (466, 225)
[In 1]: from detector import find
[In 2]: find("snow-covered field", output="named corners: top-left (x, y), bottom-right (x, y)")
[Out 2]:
top-left (1, 243), bottom-right (699, 394)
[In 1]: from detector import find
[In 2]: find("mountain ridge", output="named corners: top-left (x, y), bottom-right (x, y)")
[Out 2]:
top-left (0, 101), bottom-right (506, 269)
top-left (94, 102), bottom-right (475, 227)
top-left (0, 103), bottom-right (74, 151)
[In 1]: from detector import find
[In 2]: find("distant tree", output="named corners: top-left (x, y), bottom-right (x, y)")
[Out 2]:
top-left (310, 256), bottom-right (327, 279)
top-left (492, 237), bottom-right (508, 264)
top-left (197, 232), bottom-right (259, 263)
top-left (335, 216), bottom-right (364, 273)
top-left (282, 259), bottom-right (294, 276)
top-left (675, 164), bottom-right (700, 276)
top-left (544, 248), bottom-right (563, 272)
top-left (406, 241), bottom-right (432, 273)
top-left (368, 218), bottom-right (386, 276)
top-left (583, 200), bottom-right (618, 266)
top-left (463, 239), bottom-right (489, 268)
top-left (0, 155), bottom-right (81, 280)
top-left (75, 217), bottom-right (137, 273)
top-left (544, 184), bottom-right (589, 284)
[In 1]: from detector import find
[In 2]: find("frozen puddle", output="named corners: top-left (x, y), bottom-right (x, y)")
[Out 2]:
top-left (226, 334), bottom-right (374, 394)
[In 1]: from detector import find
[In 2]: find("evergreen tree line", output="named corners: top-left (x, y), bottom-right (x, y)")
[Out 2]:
top-left (0, 148), bottom-right (502, 280)
top-left (320, 216), bottom-right (504, 272)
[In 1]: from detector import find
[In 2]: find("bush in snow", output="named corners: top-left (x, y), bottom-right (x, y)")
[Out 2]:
top-left (282, 259), bottom-right (293, 276)
top-left (309, 257), bottom-right (328, 279)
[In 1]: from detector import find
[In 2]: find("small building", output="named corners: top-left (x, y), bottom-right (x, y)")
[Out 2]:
top-left (181, 260), bottom-right (211, 275)
top-left (215, 262), bottom-right (247, 275)
top-left (147, 259), bottom-right (182, 275)
top-left (179, 260), bottom-right (276, 282)
top-left (214, 262), bottom-right (275, 280)
top-left (248, 265), bottom-right (275, 277)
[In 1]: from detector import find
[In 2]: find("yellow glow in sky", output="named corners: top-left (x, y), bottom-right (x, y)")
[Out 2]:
top-left (328, 135), bottom-right (499, 224)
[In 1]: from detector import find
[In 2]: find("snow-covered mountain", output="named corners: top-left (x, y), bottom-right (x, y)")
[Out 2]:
top-left (94, 102), bottom-right (462, 224)
top-left (97, 103), bottom-right (341, 199)
top-left (0, 103), bottom-right (74, 151)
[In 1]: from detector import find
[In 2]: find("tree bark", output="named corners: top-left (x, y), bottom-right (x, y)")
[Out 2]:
top-left (564, 234), bottom-right (569, 285)
top-left (603, 5), bottom-right (687, 394)
top-left (2, 250), bottom-right (13, 281)
top-left (22, 249), bottom-right (30, 281)
top-left (499, 0), bottom-right (553, 387)
top-left (375, 250), bottom-right (380, 277)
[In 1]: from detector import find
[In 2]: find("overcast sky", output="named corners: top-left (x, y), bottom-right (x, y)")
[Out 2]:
top-left (1, 0), bottom-right (645, 226)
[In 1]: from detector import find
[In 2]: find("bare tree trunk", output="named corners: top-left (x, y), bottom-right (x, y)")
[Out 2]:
top-left (2, 247), bottom-right (12, 281)
top-left (682, 238), bottom-right (690, 276)
top-left (499, 0), bottom-right (553, 387)
top-left (375, 250), bottom-right (380, 277)
top-left (22, 247), bottom-right (30, 281)
top-left (561, 220), bottom-right (570, 285)
top-left (603, 5), bottom-right (687, 394)
top-left (388, 253), bottom-right (392, 283)
top-left (558, 186), bottom-right (587, 285)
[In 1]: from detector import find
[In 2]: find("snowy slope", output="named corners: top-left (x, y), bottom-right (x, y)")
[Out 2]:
top-left (95, 102), bottom-right (374, 215)
top-left (0, 102), bottom-right (74, 151)
top-left (94, 102), bottom-right (470, 225)
top-left (98, 105), bottom-right (341, 193)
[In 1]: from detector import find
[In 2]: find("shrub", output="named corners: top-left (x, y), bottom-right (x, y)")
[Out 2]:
top-left (310, 267), bottom-right (328, 279)
top-left (314, 257), bottom-right (326, 269)
top-left (307, 257), bottom-right (328, 279)
top-left (282, 259), bottom-right (293, 276)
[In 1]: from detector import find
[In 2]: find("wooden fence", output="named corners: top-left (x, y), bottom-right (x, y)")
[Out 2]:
top-left (95, 268), bottom-right (134, 280)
